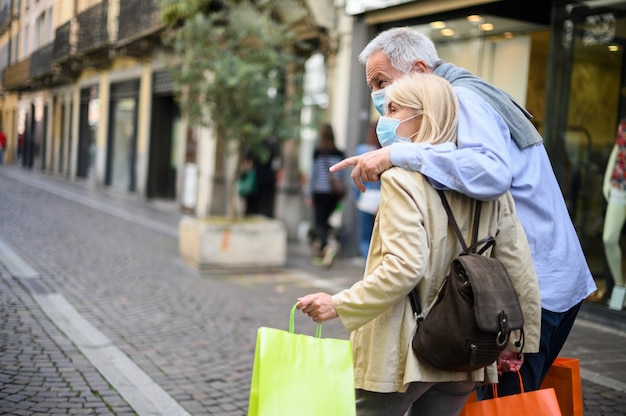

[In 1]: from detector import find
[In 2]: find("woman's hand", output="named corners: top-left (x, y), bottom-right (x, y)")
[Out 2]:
top-left (297, 293), bottom-right (338, 322)
top-left (497, 351), bottom-right (524, 376)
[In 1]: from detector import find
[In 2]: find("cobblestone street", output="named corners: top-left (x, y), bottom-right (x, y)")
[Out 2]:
top-left (1, 166), bottom-right (626, 415)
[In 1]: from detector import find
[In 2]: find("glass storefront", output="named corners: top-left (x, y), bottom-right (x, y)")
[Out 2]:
top-left (106, 80), bottom-right (140, 192)
top-left (546, 0), bottom-right (626, 306)
top-left (108, 97), bottom-right (137, 192)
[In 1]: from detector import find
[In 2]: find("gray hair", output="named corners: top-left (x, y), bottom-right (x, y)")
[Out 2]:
top-left (358, 27), bottom-right (441, 73)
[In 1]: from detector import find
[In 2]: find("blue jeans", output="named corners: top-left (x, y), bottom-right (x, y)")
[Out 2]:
top-left (356, 209), bottom-right (376, 258)
top-left (476, 302), bottom-right (582, 399)
top-left (355, 381), bottom-right (475, 416)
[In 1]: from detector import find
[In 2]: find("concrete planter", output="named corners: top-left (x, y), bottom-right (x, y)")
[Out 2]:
top-left (179, 215), bottom-right (287, 273)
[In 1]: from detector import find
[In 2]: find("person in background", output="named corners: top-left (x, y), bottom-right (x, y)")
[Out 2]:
top-left (17, 133), bottom-right (23, 159)
top-left (297, 72), bottom-right (540, 416)
top-left (353, 122), bottom-right (382, 258)
top-left (305, 123), bottom-right (346, 267)
top-left (241, 138), bottom-right (280, 218)
top-left (602, 116), bottom-right (626, 310)
top-left (0, 127), bottom-right (6, 164)
top-left (330, 27), bottom-right (596, 400)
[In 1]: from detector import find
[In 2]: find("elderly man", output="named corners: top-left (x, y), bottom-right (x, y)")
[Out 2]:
top-left (332, 27), bottom-right (596, 399)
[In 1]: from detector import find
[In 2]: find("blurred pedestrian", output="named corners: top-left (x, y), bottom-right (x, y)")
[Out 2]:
top-left (240, 138), bottom-right (280, 218)
top-left (17, 133), bottom-right (23, 159)
top-left (305, 123), bottom-right (346, 267)
top-left (0, 127), bottom-right (6, 164)
top-left (353, 122), bottom-right (382, 258)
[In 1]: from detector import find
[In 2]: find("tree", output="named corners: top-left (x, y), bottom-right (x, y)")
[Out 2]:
top-left (159, 0), bottom-right (306, 218)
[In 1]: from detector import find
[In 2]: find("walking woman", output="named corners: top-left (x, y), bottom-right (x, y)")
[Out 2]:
top-left (304, 123), bottom-right (346, 267)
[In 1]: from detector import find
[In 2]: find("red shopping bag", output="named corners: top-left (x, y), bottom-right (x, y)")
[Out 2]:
top-left (539, 357), bottom-right (583, 416)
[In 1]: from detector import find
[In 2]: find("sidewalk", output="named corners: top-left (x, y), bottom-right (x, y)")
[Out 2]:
top-left (1, 165), bottom-right (626, 415)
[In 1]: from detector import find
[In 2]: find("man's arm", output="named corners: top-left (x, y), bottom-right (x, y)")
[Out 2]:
top-left (332, 87), bottom-right (513, 200)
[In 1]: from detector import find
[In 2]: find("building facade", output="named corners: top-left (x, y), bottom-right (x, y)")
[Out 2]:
top-left (1, 0), bottom-right (183, 200)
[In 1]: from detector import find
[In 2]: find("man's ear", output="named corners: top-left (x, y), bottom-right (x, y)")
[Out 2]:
top-left (411, 60), bottom-right (429, 73)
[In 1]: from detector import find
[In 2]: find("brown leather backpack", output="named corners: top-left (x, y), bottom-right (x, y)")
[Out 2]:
top-left (410, 190), bottom-right (525, 372)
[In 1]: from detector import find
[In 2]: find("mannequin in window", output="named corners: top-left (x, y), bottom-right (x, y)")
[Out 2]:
top-left (602, 116), bottom-right (626, 311)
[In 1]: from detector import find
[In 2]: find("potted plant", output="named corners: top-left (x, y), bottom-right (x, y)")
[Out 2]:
top-left (159, 0), bottom-right (307, 272)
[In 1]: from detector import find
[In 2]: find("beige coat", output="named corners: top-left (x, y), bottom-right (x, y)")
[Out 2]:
top-left (332, 167), bottom-right (541, 393)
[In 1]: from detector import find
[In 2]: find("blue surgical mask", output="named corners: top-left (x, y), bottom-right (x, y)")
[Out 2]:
top-left (376, 115), bottom-right (418, 147)
top-left (371, 88), bottom-right (386, 116)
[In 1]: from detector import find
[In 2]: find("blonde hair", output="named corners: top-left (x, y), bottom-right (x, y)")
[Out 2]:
top-left (385, 72), bottom-right (458, 145)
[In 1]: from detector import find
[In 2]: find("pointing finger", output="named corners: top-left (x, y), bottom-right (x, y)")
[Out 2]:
top-left (330, 156), bottom-right (358, 172)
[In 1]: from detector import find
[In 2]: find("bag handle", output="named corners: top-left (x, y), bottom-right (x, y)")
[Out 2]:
top-left (290, 303), bottom-right (322, 338)
top-left (491, 369), bottom-right (525, 398)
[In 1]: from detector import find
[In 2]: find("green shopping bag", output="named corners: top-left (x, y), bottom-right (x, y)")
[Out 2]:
top-left (238, 169), bottom-right (258, 197)
top-left (248, 303), bottom-right (356, 416)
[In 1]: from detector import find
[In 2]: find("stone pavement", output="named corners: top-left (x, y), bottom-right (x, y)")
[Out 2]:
top-left (1, 164), bottom-right (626, 415)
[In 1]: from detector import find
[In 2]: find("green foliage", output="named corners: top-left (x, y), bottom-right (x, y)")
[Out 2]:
top-left (159, 0), bottom-right (305, 162)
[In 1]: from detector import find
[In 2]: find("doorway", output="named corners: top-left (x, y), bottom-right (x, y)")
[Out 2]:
top-left (147, 94), bottom-right (180, 199)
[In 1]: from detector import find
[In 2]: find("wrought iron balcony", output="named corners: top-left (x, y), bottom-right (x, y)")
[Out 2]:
top-left (3, 57), bottom-right (30, 90)
top-left (118, 0), bottom-right (163, 44)
top-left (53, 20), bottom-right (78, 62)
top-left (30, 42), bottom-right (53, 78)
top-left (77, 0), bottom-right (109, 53)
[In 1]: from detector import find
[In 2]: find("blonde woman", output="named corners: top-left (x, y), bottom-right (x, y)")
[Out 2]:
top-left (297, 72), bottom-right (541, 416)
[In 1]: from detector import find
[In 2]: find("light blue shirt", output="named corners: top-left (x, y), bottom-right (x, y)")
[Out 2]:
top-left (390, 86), bottom-right (596, 313)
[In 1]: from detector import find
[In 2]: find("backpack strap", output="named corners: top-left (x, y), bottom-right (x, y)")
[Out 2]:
top-left (438, 190), bottom-right (495, 254)
top-left (436, 189), bottom-right (482, 253)
top-left (409, 190), bottom-right (483, 319)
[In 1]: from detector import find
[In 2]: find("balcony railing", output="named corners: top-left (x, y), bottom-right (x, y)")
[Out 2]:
top-left (77, 0), bottom-right (109, 53)
top-left (3, 57), bottom-right (30, 90)
top-left (30, 42), bottom-right (53, 78)
top-left (52, 20), bottom-right (76, 61)
top-left (118, 0), bottom-right (163, 42)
